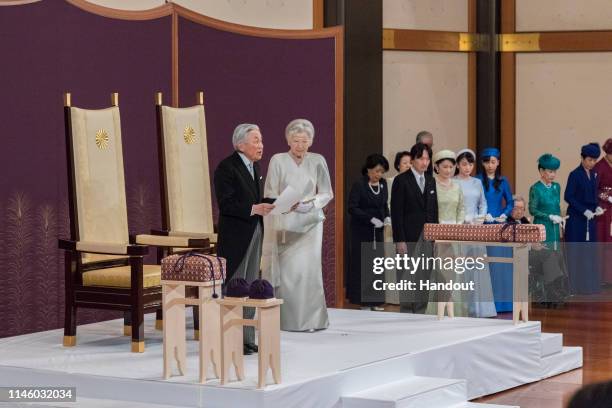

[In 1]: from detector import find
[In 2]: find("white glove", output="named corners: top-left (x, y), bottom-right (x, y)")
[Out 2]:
top-left (549, 214), bottom-right (563, 224)
top-left (464, 214), bottom-right (474, 224)
top-left (383, 217), bottom-right (391, 226)
top-left (484, 214), bottom-right (494, 223)
top-left (584, 209), bottom-right (595, 220)
top-left (608, 196), bottom-right (612, 204)
top-left (498, 213), bottom-right (508, 222)
top-left (295, 201), bottom-right (314, 213)
top-left (370, 217), bottom-right (384, 228)
top-left (595, 206), bottom-right (605, 216)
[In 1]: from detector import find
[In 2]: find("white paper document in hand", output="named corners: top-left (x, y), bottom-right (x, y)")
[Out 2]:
top-left (269, 185), bottom-right (303, 215)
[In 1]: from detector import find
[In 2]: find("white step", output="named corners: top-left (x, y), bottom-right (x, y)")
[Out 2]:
top-left (28, 397), bottom-right (190, 408)
top-left (540, 332), bottom-right (563, 357)
top-left (451, 403), bottom-right (519, 408)
top-left (541, 346), bottom-right (583, 379)
top-left (341, 376), bottom-right (466, 408)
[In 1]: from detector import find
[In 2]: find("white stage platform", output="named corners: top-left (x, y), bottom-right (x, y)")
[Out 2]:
top-left (0, 309), bottom-right (581, 408)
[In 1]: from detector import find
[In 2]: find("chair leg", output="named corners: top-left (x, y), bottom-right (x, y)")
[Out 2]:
top-left (131, 307), bottom-right (145, 353)
top-left (63, 251), bottom-right (77, 347)
top-left (155, 308), bottom-right (163, 331)
top-left (130, 256), bottom-right (145, 353)
top-left (123, 311), bottom-right (131, 336)
top-left (63, 301), bottom-right (77, 347)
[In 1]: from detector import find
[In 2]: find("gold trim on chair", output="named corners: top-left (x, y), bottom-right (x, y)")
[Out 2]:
top-left (123, 325), bottom-right (131, 336)
top-left (131, 341), bottom-right (145, 353)
top-left (63, 336), bottom-right (76, 347)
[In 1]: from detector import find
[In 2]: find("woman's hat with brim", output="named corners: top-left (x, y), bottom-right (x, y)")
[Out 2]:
top-left (432, 149), bottom-right (456, 164)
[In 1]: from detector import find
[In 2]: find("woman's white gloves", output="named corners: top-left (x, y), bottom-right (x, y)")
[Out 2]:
top-left (295, 201), bottom-right (314, 213)
top-left (549, 214), bottom-right (564, 224)
top-left (370, 218), bottom-right (384, 228)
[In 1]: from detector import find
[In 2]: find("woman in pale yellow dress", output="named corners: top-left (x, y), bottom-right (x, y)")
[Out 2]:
top-left (426, 150), bottom-right (468, 318)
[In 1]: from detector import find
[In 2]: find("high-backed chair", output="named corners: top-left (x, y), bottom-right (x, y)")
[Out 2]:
top-left (59, 93), bottom-right (208, 352)
top-left (153, 92), bottom-right (217, 339)
top-left (154, 91), bottom-right (216, 250)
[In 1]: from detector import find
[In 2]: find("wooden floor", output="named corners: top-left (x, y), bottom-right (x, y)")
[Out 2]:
top-left (476, 300), bottom-right (612, 407)
top-left (353, 298), bottom-right (612, 408)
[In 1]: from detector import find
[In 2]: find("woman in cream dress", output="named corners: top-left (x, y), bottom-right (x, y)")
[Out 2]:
top-left (426, 149), bottom-right (467, 318)
top-left (261, 119), bottom-right (332, 331)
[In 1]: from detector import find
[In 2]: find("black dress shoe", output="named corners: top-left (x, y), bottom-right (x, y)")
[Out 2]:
top-left (245, 343), bottom-right (258, 353)
top-left (243, 345), bottom-right (253, 355)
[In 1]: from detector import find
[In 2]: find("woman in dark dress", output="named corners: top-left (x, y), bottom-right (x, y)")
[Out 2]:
top-left (565, 142), bottom-right (604, 295)
top-left (347, 154), bottom-right (390, 310)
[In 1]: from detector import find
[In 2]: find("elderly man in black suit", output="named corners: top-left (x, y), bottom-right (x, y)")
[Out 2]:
top-left (214, 123), bottom-right (274, 355)
top-left (391, 142), bottom-right (438, 313)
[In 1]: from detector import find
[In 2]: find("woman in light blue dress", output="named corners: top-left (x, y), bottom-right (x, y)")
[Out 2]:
top-left (454, 148), bottom-right (497, 317)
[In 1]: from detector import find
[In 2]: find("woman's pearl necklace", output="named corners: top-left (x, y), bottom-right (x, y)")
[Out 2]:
top-left (369, 182), bottom-right (381, 195)
top-left (438, 178), bottom-right (452, 187)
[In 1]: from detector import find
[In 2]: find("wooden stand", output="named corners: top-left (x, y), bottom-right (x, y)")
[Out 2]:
top-left (162, 279), bottom-right (221, 383)
top-left (437, 240), bottom-right (531, 324)
top-left (437, 302), bottom-right (454, 319)
top-left (217, 297), bottom-right (283, 389)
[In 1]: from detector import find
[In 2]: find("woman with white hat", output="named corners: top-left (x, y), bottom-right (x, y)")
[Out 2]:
top-left (454, 148), bottom-right (497, 318)
top-left (426, 149), bottom-right (467, 318)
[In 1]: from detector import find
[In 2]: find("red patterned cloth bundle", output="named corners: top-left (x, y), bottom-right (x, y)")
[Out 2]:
top-left (423, 223), bottom-right (546, 243)
top-left (161, 252), bottom-right (226, 282)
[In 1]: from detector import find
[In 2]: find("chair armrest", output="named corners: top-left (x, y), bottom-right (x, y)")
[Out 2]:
top-left (135, 234), bottom-right (209, 248)
top-left (58, 239), bottom-right (148, 256)
top-left (168, 231), bottom-right (217, 244)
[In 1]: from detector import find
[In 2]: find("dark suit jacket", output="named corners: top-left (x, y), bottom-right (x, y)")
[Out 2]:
top-left (391, 170), bottom-right (438, 243)
top-left (214, 151), bottom-right (265, 280)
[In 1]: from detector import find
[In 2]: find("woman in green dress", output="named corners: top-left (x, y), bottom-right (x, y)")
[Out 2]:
top-left (528, 153), bottom-right (568, 306)
top-left (427, 149), bottom-right (467, 318)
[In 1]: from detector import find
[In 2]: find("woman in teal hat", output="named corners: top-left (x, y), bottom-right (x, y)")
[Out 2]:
top-left (529, 154), bottom-right (563, 249)
top-left (528, 154), bottom-right (568, 306)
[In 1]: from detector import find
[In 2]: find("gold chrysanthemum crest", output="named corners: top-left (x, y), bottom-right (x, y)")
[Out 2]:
top-left (95, 129), bottom-right (109, 150)
top-left (183, 125), bottom-right (197, 145)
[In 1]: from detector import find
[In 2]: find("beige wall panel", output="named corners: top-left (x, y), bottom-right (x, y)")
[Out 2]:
top-left (383, 0), bottom-right (468, 32)
top-left (79, 0), bottom-right (313, 29)
top-left (383, 51), bottom-right (468, 177)
top-left (174, 0), bottom-right (313, 29)
top-left (517, 0), bottom-right (612, 32)
top-left (516, 53), bottom-right (612, 215)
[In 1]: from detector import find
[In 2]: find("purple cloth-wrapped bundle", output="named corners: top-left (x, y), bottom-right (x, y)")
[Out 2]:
top-left (161, 252), bottom-right (226, 282)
